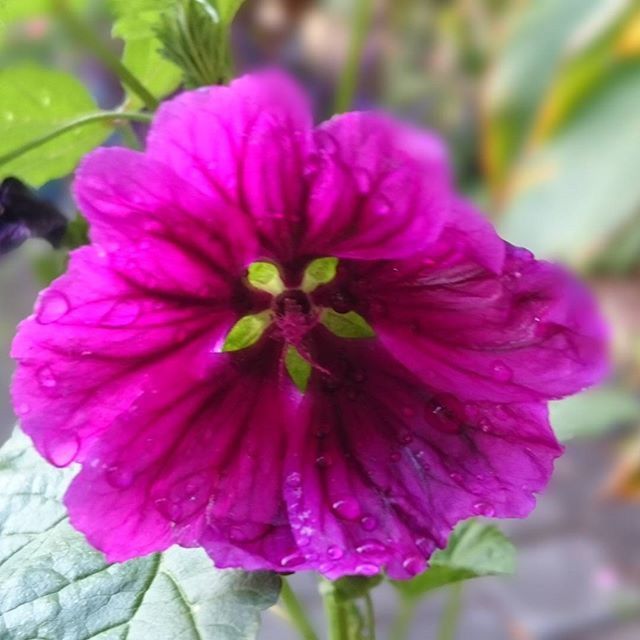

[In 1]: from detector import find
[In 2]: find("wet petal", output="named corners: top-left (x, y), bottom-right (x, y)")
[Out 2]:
top-left (303, 113), bottom-right (451, 260)
top-left (145, 72), bottom-right (313, 261)
top-left (284, 334), bottom-right (561, 579)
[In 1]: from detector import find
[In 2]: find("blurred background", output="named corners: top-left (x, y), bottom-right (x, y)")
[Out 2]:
top-left (1, 0), bottom-right (640, 638)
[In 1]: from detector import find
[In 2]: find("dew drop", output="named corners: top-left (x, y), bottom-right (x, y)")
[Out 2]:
top-left (315, 455), bottom-right (332, 469)
top-left (280, 553), bottom-right (306, 568)
top-left (154, 498), bottom-right (183, 522)
top-left (399, 431), bottom-right (414, 445)
top-left (46, 434), bottom-right (80, 467)
top-left (36, 291), bottom-right (70, 324)
top-left (479, 419), bottom-right (491, 433)
top-left (356, 540), bottom-right (387, 558)
top-left (104, 300), bottom-right (140, 327)
top-left (286, 472), bottom-right (302, 488)
top-left (390, 451), bottom-right (401, 462)
top-left (355, 563), bottom-right (379, 577)
top-left (106, 465), bottom-right (134, 489)
top-left (449, 472), bottom-right (462, 483)
top-left (37, 365), bottom-right (57, 389)
top-left (331, 497), bottom-right (361, 520)
top-left (402, 555), bottom-right (425, 576)
top-left (491, 361), bottom-right (513, 382)
top-left (327, 545), bottom-right (344, 560)
top-left (473, 501), bottom-right (496, 517)
top-left (360, 515), bottom-right (378, 532)
top-left (15, 402), bottom-right (31, 416)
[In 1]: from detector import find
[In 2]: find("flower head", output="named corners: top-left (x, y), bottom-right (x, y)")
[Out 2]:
top-left (11, 72), bottom-right (608, 579)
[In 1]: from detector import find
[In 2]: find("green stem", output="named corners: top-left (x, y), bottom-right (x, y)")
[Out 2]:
top-left (53, 0), bottom-right (158, 111)
top-left (436, 584), bottom-right (464, 640)
top-left (389, 597), bottom-right (417, 640)
top-left (280, 579), bottom-right (319, 640)
top-left (320, 579), bottom-right (350, 640)
top-left (0, 111), bottom-right (153, 167)
top-left (363, 591), bottom-right (376, 640)
top-left (334, 0), bottom-right (375, 113)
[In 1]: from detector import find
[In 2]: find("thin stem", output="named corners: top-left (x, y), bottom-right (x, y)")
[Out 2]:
top-left (0, 111), bottom-right (153, 167)
top-left (363, 591), bottom-right (376, 640)
top-left (389, 597), bottom-right (417, 640)
top-left (280, 579), bottom-right (319, 640)
top-left (53, 0), bottom-right (158, 111)
top-left (320, 579), bottom-right (350, 640)
top-left (334, 0), bottom-right (375, 113)
top-left (436, 584), bottom-right (464, 640)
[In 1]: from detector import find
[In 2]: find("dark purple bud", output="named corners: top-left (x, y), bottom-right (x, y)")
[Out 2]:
top-left (0, 177), bottom-right (68, 257)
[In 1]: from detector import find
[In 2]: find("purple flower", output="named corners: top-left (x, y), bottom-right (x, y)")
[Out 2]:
top-left (11, 72), bottom-right (608, 579)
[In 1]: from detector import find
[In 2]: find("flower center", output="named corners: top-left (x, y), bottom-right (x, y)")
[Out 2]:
top-left (221, 258), bottom-right (375, 392)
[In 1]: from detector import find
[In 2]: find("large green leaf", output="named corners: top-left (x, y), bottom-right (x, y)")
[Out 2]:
top-left (0, 430), bottom-right (281, 639)
top-left (122, 37), bottom-right (182, 109)
top-left (484, 0), bottom-right (609, 186)
top-left (393, 520), bottom-right (515, 598)
top-left (550, 386), bottom-right (640, 441)
top-left (108, 0), bottom-right (175, 39)
top-left (0, 65), bottom-right (112, 186)
top-left (500, 65), bottom-right (640, 266)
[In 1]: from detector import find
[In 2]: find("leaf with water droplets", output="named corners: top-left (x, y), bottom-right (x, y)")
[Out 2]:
top-left (301, 257), bottom-right (339, 292)
top-left (392, 520), bottom-right (515, 597)
top-left (222, 310), bottom-right (272, 352)
top-left (321, 309), bottom-right (375, 339)
top-left (285, 345), bottom-right (311, 392)
top-left (0, 428), bottom-right (281, 639)
top-left (0, 65), bottom-right (112, 186)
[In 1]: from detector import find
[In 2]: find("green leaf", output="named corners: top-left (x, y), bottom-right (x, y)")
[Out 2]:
top-left (0, 65), bottom-right (112, 186)
top-left (0, 0), bottom-right (86, 23)
top-left (0, 429), bottom-right (281, 639)
top-left (550, 387), bottom-right (640, 441)
top-left (285, 346), bottom-right (312, 392)
top-left (222, 310), bottom-right (272, 352)
top-left (122, 37), bottom-right (182, 109)
top-left (484, 0), bottom-right (606, 187)
top-left (109, 0), bottom-right (175, 39)
top-left (301, 257), bottom-right (339, 292)
top-left (212, 0), bottom-right (246, 23)
top-left (393, 521), bottom-right (515, 599)
top-left (321, 309), bottom-right (375, 339)
top-left (247, 261), bottom-right (285, 295)
top-left (500, 65), bottom-right (640, 266)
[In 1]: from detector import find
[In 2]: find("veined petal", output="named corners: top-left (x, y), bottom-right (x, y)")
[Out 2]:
top-left (145, 71), bottom-right (313, 262)
top-left (303, 113), bottom-right (452, 260)
top-left (283, 334), bottom-right (561, 579)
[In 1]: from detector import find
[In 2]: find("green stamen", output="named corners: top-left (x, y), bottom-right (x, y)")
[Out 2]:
top-left (321, 309), bottom-right (375, 339)
top-left (221, 310), bottom-right (273, 352)
top-left (285, 346), bottom-right (312, 392)
top-left (247, 262), bottom-right (285, 296)
top-left (301, 257), bottom-right (339, 293)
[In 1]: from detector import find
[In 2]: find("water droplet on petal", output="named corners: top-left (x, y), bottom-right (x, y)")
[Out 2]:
top-left (356, 540), bottom-right (387, 558)
top-left (15, 402), bottom-right (31, 416)
top-left (36, 291), bottom-right (70, 324)
top-left (315, 455), bottom-right (332, 469)
top-left (37, 365), bottom-right (57, 389)
top-left (473, 501), bottom-right (496, 517)
top-left (331, 497), bottom-right (361, 520)
top-left (281, 553), bottom-right (306, 568)
top-left (399, 431), bottom-right (413, 445)
top-left (479, 418), bottom-right (491, 433)
top-left (449, 472), bottom-right (462, 483)
top-left (106, 465), bottom-right (134, 488)
top-left (104, 300), bottom-right (140, 327)
top-left (402, 555), bottom-right (425, 576)
top-left (491, 361), bottom-right (513, 382)
top-left (327, 545), bottom-right (344, 560)
top-left (46, 434), bottom-right (80, 467)
top-left (361, 515), bottom-right (378, 532)
top-left (154, 498), bottom-right (183, 522)
top-left (390, 451), bottom-right (401, 462)
top-left (286, 472), bottom-right (302, 488)
top-left (355, 563), bottom-right (379, 576)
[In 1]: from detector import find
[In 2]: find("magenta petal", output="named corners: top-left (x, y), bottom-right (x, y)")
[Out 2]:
top-left (62, 345), bottom-right (298, 565)
top-left (283, 334), bottom-right (561, 579)
top-left (145, 72), bottom-right (312, 261)
top-left (303, 112), bottom-right (451, 260)
top-left (363, 238), bottom-right (608, 403)
top-left (11, 247), bottom-right (235, 469)
top-left (74, 148), bottom-right (258, 300)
